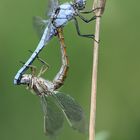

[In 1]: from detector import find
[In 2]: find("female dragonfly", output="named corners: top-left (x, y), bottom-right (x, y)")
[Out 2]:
top-left (20, 28), bottom-right (86, 136)
top-left (14, 0), bottom-right (101, 85)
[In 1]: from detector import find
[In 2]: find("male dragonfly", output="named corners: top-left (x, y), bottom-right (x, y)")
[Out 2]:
top-left (20, 28), bottom-right (86, 136)
top-left (14, 0), bottom-right (101, 85)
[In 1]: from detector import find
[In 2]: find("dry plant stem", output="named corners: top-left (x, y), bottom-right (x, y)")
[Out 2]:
top-left (89, 1), bottom-right (106, 140)
top-left (89, 17), bottom-right (100, 140)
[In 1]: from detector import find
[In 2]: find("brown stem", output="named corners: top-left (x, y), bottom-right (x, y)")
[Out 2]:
top-left (89, 1), bottom-right (106, 140)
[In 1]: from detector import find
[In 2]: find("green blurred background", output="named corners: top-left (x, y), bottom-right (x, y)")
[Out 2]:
top-left (0, 0), bottom-right (140, 140)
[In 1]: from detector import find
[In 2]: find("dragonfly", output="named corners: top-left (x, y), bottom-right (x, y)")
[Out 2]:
top-left (14, 0), bottom-right (101, 85)
top-left (19, 28), bottom-right (86, 136)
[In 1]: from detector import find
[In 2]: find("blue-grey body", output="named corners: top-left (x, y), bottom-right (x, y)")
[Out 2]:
top-left (14, 0), bottom-right (98, 85)
top-left (14, 2), bottom-right (77, 85)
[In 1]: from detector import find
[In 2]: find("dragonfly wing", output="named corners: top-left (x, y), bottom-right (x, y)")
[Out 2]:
top-left (33, 16), bottom-right (50, 38)
top-left (53, 92), bottom-right (87, 133)
top-left (40, 95), bottom-right (64, 136)
top-left (46, 0), bottom-right (59, 17)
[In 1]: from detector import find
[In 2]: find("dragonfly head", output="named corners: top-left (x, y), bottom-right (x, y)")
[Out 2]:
top-left (20, 74), bottom-right (32, 85)
top-left (74, 0), bottom-right (86, 10)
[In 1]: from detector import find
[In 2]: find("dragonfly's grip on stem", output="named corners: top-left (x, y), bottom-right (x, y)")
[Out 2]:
top-left (53, 28), bottom-right (69, 89)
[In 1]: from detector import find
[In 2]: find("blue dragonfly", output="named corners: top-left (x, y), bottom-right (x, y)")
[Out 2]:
top-left (14, 0), bottom-right (101, 85)
top-left (20, 28), bottom-right (86, 136)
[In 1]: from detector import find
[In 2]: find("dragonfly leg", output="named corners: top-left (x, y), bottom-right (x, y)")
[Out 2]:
top-left (19, 61), bottom-right (37, 76)
top-left (74, 18), bottom-right (99, 43)
top-left (78, 14), bottom-right (100, 23)
top-left (80, 7), bottom-right (103, 14)
top-left (28, 50), bottom-right (49, 68)
top-left (30, 65), bottom-right (37, 76)
top-left (37, 57), bottom-right (49, 68)
top-left (37, 65), bottom-right (49, 77)
top-left (36, 57), bottom-right (50, 77)
top-left (28, 50), bottom-right (49, 77)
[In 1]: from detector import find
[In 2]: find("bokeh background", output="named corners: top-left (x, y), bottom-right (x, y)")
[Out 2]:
top-left (0, 0), bottom-right (140, 140)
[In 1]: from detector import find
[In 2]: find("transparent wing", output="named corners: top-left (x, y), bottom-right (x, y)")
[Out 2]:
top-left (46, 0), bottom-right (59, 17)
top-left (33, 0), bottom-right (59, 39)
top-left (33, 17), bottom-right (56, 44)
top-left (33, 16), bottom-right (50, 38)
top-left (40, 95), bottom-right (64, 136)
top-left (53, 92), bottom-right (87, 133)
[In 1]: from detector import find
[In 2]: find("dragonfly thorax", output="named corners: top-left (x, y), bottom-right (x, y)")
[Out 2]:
top-left (20, 74), bottom-right (55, 96)
top-left (74, 0), bottom-right (86, 10)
